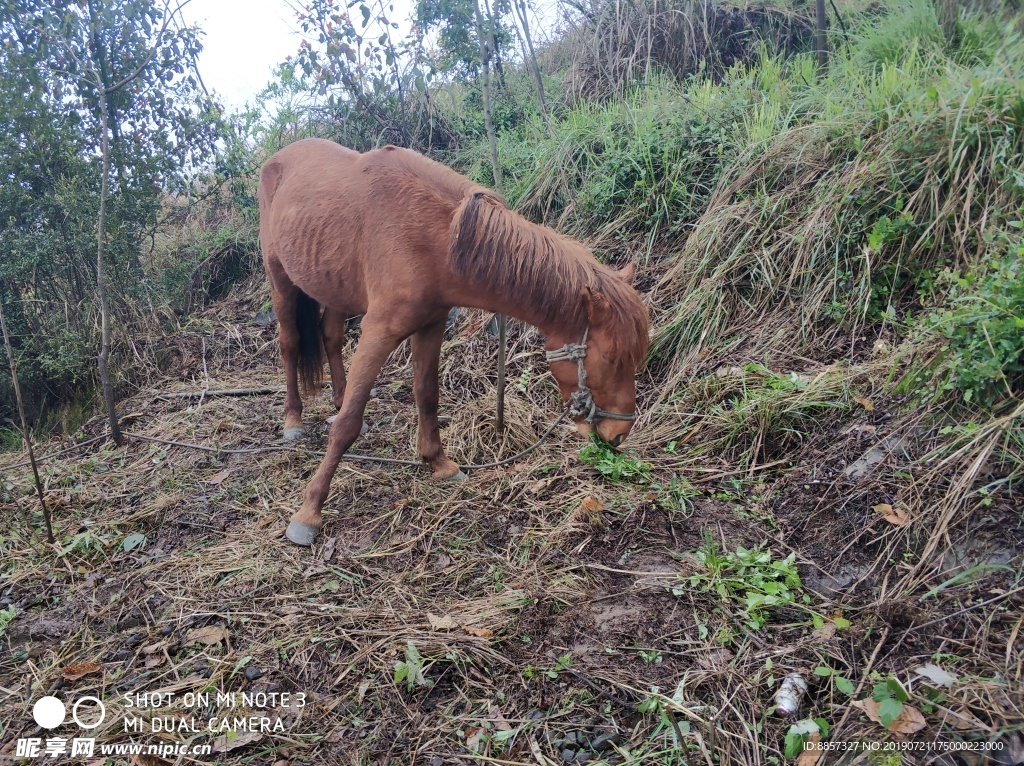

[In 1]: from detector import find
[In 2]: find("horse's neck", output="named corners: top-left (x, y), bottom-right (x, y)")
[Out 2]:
top-left (445, 275), bottom-right (582, 341)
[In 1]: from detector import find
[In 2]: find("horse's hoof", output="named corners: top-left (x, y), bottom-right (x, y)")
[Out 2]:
top-left (285, 521), bottom-right (320, 546)
top-left (445, 469), bottom-right (468, 483)
top-left (283, 426), bottom-right (305, 441)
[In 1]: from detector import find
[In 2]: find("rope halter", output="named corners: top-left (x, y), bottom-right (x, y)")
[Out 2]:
top-left (544, 328), bottom-right (637, 425)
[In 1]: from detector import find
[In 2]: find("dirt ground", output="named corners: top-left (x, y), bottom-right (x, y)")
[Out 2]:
top-left (1, 283), bottom-right (1022, 766)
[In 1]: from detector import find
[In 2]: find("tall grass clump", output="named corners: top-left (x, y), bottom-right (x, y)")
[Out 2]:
top-left (649, 2), bottom-right (1024, 389)
top-left (463, 75), bottom-right (771, 262)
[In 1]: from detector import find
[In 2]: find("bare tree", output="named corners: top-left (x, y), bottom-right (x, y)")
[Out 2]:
top-left (511, 0), bottom-right (550, 130)
top-left (815, 0), bottom-right (829, 72)
top-left (68, 0), bottom-right (187, 446)
top-left (473, 0), bottom-right (509, 432)
top-left (0, 301), bottom-right (54, 543)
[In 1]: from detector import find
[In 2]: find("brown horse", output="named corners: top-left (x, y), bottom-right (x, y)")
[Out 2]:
top-left (259, 138), bottom-right (649, 546)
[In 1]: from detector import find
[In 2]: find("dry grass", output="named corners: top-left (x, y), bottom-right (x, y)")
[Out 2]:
top-left (1, 273), bottom-right (1021, 766)
top-left (558, 0), bottom-right (814, 102)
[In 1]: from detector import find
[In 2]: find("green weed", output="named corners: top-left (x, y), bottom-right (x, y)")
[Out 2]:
top-left (393, 642), bottom-right (432, 693)
top-left (579, 435), bottom-right (652, 482)
top-left (679, 534), bottom-right (803, 630)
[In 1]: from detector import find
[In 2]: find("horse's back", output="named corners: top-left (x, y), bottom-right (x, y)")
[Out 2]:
top-left (258, 139), bottom-right (468, 316)
top-left (259, 139), bottom-right (362, 211)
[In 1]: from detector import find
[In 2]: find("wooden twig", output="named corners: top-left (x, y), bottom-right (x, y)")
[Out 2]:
top-left (0, 301), bottom-right (55, 542)
top-left (155, 386), bottom-right (284, 400)
top-left (1, 435), bottom-right (107, 471)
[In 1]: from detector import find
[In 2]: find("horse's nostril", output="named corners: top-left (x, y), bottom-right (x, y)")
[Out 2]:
top-left (611, 434), bottom-right (623, 447)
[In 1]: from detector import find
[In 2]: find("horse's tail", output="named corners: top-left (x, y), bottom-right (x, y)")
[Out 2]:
top-left (295, 288), bottom-right (324, 396)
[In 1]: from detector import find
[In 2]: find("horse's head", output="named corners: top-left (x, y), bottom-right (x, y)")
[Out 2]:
top-left (546, 263), bottom-right (647, 446)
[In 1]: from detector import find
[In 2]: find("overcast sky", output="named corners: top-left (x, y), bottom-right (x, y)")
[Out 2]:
top-left (181, 0), bottom-right (417, 110)
top-left (181, 0), bottom-right (559, 111)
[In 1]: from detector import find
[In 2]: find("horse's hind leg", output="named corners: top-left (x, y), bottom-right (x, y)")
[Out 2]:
top-left (322, 308), bottom-right (369, 436)
top-left (267, 270), bottom-right (305, 440)
top-left (321, 308), bottom-right (348, 412)
top-left (411, 319), bottom-right (463, 481)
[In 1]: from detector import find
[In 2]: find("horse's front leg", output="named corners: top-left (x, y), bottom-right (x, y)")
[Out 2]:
top-left (286, 317), bottom-right (402, 546)
top-left (411, 319), bottom-right (463, 481)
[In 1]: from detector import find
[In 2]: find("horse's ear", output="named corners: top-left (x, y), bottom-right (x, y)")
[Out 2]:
top-left (583, 286), bottom-right (612, 324)
top-left (617, 262), bottom-right (636, 284)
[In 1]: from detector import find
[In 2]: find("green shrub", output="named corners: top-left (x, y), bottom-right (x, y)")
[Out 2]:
top-left (933, 237), bottom-right (1024, 403)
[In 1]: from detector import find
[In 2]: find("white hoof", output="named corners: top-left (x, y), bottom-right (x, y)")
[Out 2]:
top-left (285, 521), bottom-right (320, 546)
top-left (445, 469), bottom-right (468, 483)
top-left (283, 426), bottom-right (304, 441)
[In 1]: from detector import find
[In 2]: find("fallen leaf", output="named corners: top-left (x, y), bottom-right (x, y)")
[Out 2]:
top-left (854, 396), bottom-right (875, 412)
top-left (144, 654), bottom-right (165, 668)
top-left (873, 503), bottom-right (910, 526)
top-left (697, 648), bottom-right (734, 670)
top-left (62, 661), bottom-right (102, 680)
top-left (887, 704), bottom-right (926, 734)
top-left (812, 622), bottom-right (837, 641)
top-left (322, 536), bottom-right (337, 562)
top-left (577, 496), bottom-right (605, 525)
top-left (121, 533), bottom-right (147, 552)
top-left (844, 423), bottom-right (876, 436)
top-left (853, 698), bottom-right (926, 734)
top-left (527, 478), bottom-right (552, 495)
top-left (914, 663), bottom-right (958, 687)
top-left (212, 729), bottom-right (263, 753)
top-left (945, 707), bottom-right (988, 731)
top-left (795, 731), bottom-right (822, 766)
top-left (205, 469), bottom-right (231, 485)
top-left (488, 703), bottom-right (512, 731)
top-left (142, 641), bottom-right (169, 655)
top-left (462, 625), bottom-right (493, 638)
top-left (302, 561), bottom-right (327, 579)
top-left (465, 726), bottom-right (484, 752)
top-left (184, 625), bottom-right (228, 645)
top-left (433, 552), bottom-right (452, 571)
top-left (357, 679), bottom-right (370, 702)
top-left (427, 613), bottom-right (459, 631)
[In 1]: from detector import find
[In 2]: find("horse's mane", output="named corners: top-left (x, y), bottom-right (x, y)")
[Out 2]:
top-left (448, 191), bottom-right (649, 370)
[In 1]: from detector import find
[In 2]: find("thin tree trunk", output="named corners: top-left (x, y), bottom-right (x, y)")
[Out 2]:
top-left (513, 0), bottom-right (550, 130)
top-left (473, 0), bottom-right (507, 433)
top-left (0, 300), bottom-right (55, 543)
top-left (815, 0), bottom-right (829, 73)
top-left (96, 86), bottom-right (123, 446)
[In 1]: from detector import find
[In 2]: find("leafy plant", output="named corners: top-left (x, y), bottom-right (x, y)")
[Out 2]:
top-left (638, 648), bottom-right (662, 664)
top-left (0, 606), bottom-right (15, 636)
top-left (813, 664), bottom-right (856, 696)
top-left (871, 676), bottom-right (910, 727)
top-left (932, 239), bottom-right (1024, 403)
top-left (679, 534), bottom-right (803, 629)
top-left (579, 435), bottom-right (652, 482)
top-left (784, 718), bottom-right (828, 760)
top-left (393, 642), bottom-right (432, 692)
top-left (60, 530), bottom-right (109, 559)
